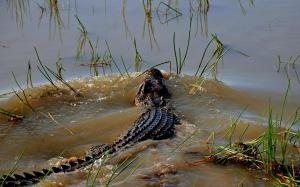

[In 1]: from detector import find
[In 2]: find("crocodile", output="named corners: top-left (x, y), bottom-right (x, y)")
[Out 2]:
top-left (0, 68), bottom-right (180, 186)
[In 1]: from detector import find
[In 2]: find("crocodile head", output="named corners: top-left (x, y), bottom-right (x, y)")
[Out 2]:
top-left (135, 68), bottom-right (171, 107)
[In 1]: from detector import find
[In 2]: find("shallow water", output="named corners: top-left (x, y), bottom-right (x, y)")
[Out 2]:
top-left (0, 74), bottom-right (297, 186)
top-left (0, 0), bottom-right (300, 186)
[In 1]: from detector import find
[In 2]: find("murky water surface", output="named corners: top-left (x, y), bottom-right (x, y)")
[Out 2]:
top-left (0, 0), bottom-right (299, 186)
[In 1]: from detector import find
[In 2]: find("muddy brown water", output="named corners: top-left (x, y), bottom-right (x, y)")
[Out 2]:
top-left (0, 0), bottom-right (300, 186)
top-left (0, 74), bottom-right (296, 187)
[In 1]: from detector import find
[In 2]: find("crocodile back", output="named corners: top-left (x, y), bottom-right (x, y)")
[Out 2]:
top-left (0, 68), bottom-right (179, 186)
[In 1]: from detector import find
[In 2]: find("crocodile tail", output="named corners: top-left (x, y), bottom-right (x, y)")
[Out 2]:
top-left (0, 145), bottom-right (112, 186)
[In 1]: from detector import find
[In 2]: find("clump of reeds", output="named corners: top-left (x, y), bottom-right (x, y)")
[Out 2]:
top-left (75, 15), bottom-right (125, 76)
top-left (213, 82), bottom-right (299, 185)
top-left (194, 34), bottom-right (226, 77)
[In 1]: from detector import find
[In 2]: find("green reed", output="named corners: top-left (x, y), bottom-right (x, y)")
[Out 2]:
top-left (26, 60), bottom-right (33, 88)
top-left (225, 107), bottom-right (247, 145)
top-left (105, 40), bottom-right (124, 76)
top-left (45, 66), bottom-right (81, 97)
top-left (0, 149), bottom-right (25, 187)
top-left (74, 16), bottom-right (109, 76)
top-left (104, 156), bottom-right (138, 187)
top-left (0, 107), bottom-right (24, 121)
top-left (35, 47), bottom-right (81, 96)
top-left (121, 56), bottom-right (130, 77)
top-left (209, 79), bottom-right (300, 185)
top-left (11, 71), bottom-right (35, 112)
top-left (194, 37), bottom-right (214, 76)
top-left (194, 34), bottom-right (225, 77)
top-left (75, 14), bottom-right (89, 60)
top-left (173, 13), bottom-right (193, 74)
top-left (133, 38), bottom-right (143, 72)
top-left (34, 47), bottom-right (58, 89)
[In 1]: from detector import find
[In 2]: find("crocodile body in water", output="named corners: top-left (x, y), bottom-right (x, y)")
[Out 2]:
top-left (0, 68), bottom-right (180, 186)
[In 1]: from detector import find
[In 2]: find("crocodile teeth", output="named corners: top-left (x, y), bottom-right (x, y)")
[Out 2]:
top-left (13, 174), bottom-right (25, 180)
top-left (52, 166), bottom-right (62, 173)
top-left (23, 172), bottom-right (35, 179)
top-left (33, 171), bottom-right (45, 178)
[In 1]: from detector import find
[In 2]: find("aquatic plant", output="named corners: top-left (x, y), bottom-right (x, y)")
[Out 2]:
top-left (0, 107), bottom-right (24, 121)
top-left (26, 60), bottom-right (33, 88)
top-left (121, 56), bottom-right (130, 77)
top-left (173, 13), bottom-right (193, 75)
top-left (217, 81), bottom-right (299, 185)
top-left (194, 34), bottom-right (226, 77)
top-left (122, 0), bottom-right (133, 40)
top-left (11, 71), bottom-right (35, 112)
top-left (6, 0), bottom-right (30, 29)
top-left (141, 0), bottom-right (159, 49)
top-left (75, 14), bottom-right (89, 60)
top-left (133, 38), bottom-right (143, 72)
top-left (48, 0), bottom-right (64, 41)
top-left (84, 151), bottom-right (142, 187)
top-left (35, 47), bottom-right (58, 89)
top-left (104, 156), bottom-right (138, 187)
top-left (35, 47), bottom-right (81, 96)
top-left (44, 66), bottom-right (82, 97)
top-left (275, 55), bottom-right (300, 85)
top-left (105, 40), bottom-right (124, 76)
top-left (0, 149), bottom-right (25, 187)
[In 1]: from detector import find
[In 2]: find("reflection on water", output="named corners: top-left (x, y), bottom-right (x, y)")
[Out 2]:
top-left (141, 0), bottom-right (159, 49)
top-left (6, 0), bottom-right (30, 29)
top-left (48, 0), bottom-right (64, 41)
top-left (156, 1), bottom-right (182, 24)
top-left (275, 55), bottom-right (300, 85)
top-left (122, 0), bottom-right (133, 40)
top-left (6, 0), bottom-right (66, 41)
top-left (238, 0), bottom-right (255, 15)
top-left (191, 0), bottom-right (209, 37)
